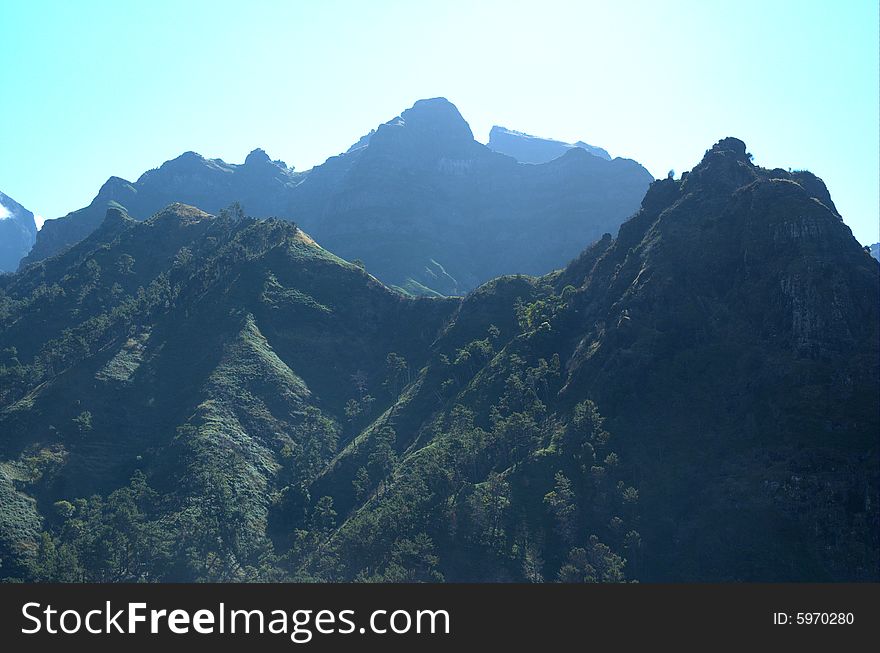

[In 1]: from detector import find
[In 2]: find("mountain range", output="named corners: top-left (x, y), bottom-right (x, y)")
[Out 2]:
top-left (1, 137), bottom-right (876, 583)
top-left (23, 149), bottom-right (303, 268)
top-left (21, 99), bottom-right (653, 296)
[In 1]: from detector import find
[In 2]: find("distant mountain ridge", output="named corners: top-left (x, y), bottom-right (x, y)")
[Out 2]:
top-left (23, 149), bottom-right (302, 266)
top-left (283, 98), bottom-right (654, 295)
top-left (21, 98), bottom-right (654, 295)
top-left (0, 191), bottom-right (37, 273)
top-left (487, 125), bottom-right (612, 163)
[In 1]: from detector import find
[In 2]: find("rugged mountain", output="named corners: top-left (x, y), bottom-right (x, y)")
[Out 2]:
top-left (22, 99), bottom-right (654, 296)
top-left (0, 203), bottom-right (458, 581)
top-left (488, 125), bottom-right (612, 163)
top-left (1, 138), bottom-right (876, 583)
top-left (546, 138), bottom-right (879, 580)
top-left (21, 149), bottom-right (302, 267)
top-left (870, 243), bottom-right (879, 261)
top-left (0, 202), bottom-right (644, 583)
top-left (310, 137), bottom-right (879, 582)
top-left (284, 98), bottom-right (653, 294)
top-left (0, 191), bottom-right (37, 273)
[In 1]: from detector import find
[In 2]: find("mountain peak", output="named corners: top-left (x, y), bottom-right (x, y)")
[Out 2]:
top-left (154, 151), bottom-right (215, 175)
top-left (102, 204), bottom-right (134, 226)
top-left (407, 96), bottom-right (463, 116)
top-left (149, 202), bottom-right (214, 225)
top-left (400, 97), bottom-right (472, 139)
top-left (682, 136), bottom-right (757, 193)
top-left (93, 204), bottom-right (136, 237)
top-left (173, 151), bottom-right (205, 163)
top-left (244, 148), bottom-right (272, 166)
top-left (710, 136), bottom-right (748, 157)
top-left (97, 176), bottom-right (134, 194)
top-left (371, 97), bottom-right (475, 150)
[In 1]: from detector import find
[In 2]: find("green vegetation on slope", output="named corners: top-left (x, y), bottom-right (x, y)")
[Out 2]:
top-left (1, 138), bottom-right (877, 582)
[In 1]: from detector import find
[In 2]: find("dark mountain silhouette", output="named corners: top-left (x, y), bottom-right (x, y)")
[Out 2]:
top-left (284, 98), bottom-right (653, 295)
top-left (488, 125), bottom-right (612, 163)
top-left (0, 138), bottom-right (876, 582)
top-left (0, 191), bottom-right (37, 273)
top-left (21, 99), bottom-right (654, 296)
top-left (547, 138), bottom-right (879, 580)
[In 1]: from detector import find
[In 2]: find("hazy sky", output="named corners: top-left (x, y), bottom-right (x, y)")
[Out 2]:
top-left (1, 0), bottom-right (877, 243)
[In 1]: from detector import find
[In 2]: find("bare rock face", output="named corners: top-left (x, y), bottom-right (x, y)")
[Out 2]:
top-left (548, 138), bottom-right (878, 580)
top-left (0, 191), bottom-right (37, 273)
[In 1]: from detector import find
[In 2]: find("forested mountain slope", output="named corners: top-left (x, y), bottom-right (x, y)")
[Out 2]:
top-left (0, 138), bottom-right (876, 582)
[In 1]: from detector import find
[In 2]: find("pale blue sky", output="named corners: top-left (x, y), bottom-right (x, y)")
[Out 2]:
top-left (1, 0), bottom-right (877, 243)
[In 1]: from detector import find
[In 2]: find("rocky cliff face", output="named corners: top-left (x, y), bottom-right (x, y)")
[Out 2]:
top-left (545, 138), bottom-right (879, 579)
top-left (0, 191), bottom-right (37, 273)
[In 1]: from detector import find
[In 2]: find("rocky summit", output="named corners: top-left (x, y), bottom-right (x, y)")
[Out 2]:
top-left (285, 98), bottom-right (654, 295)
